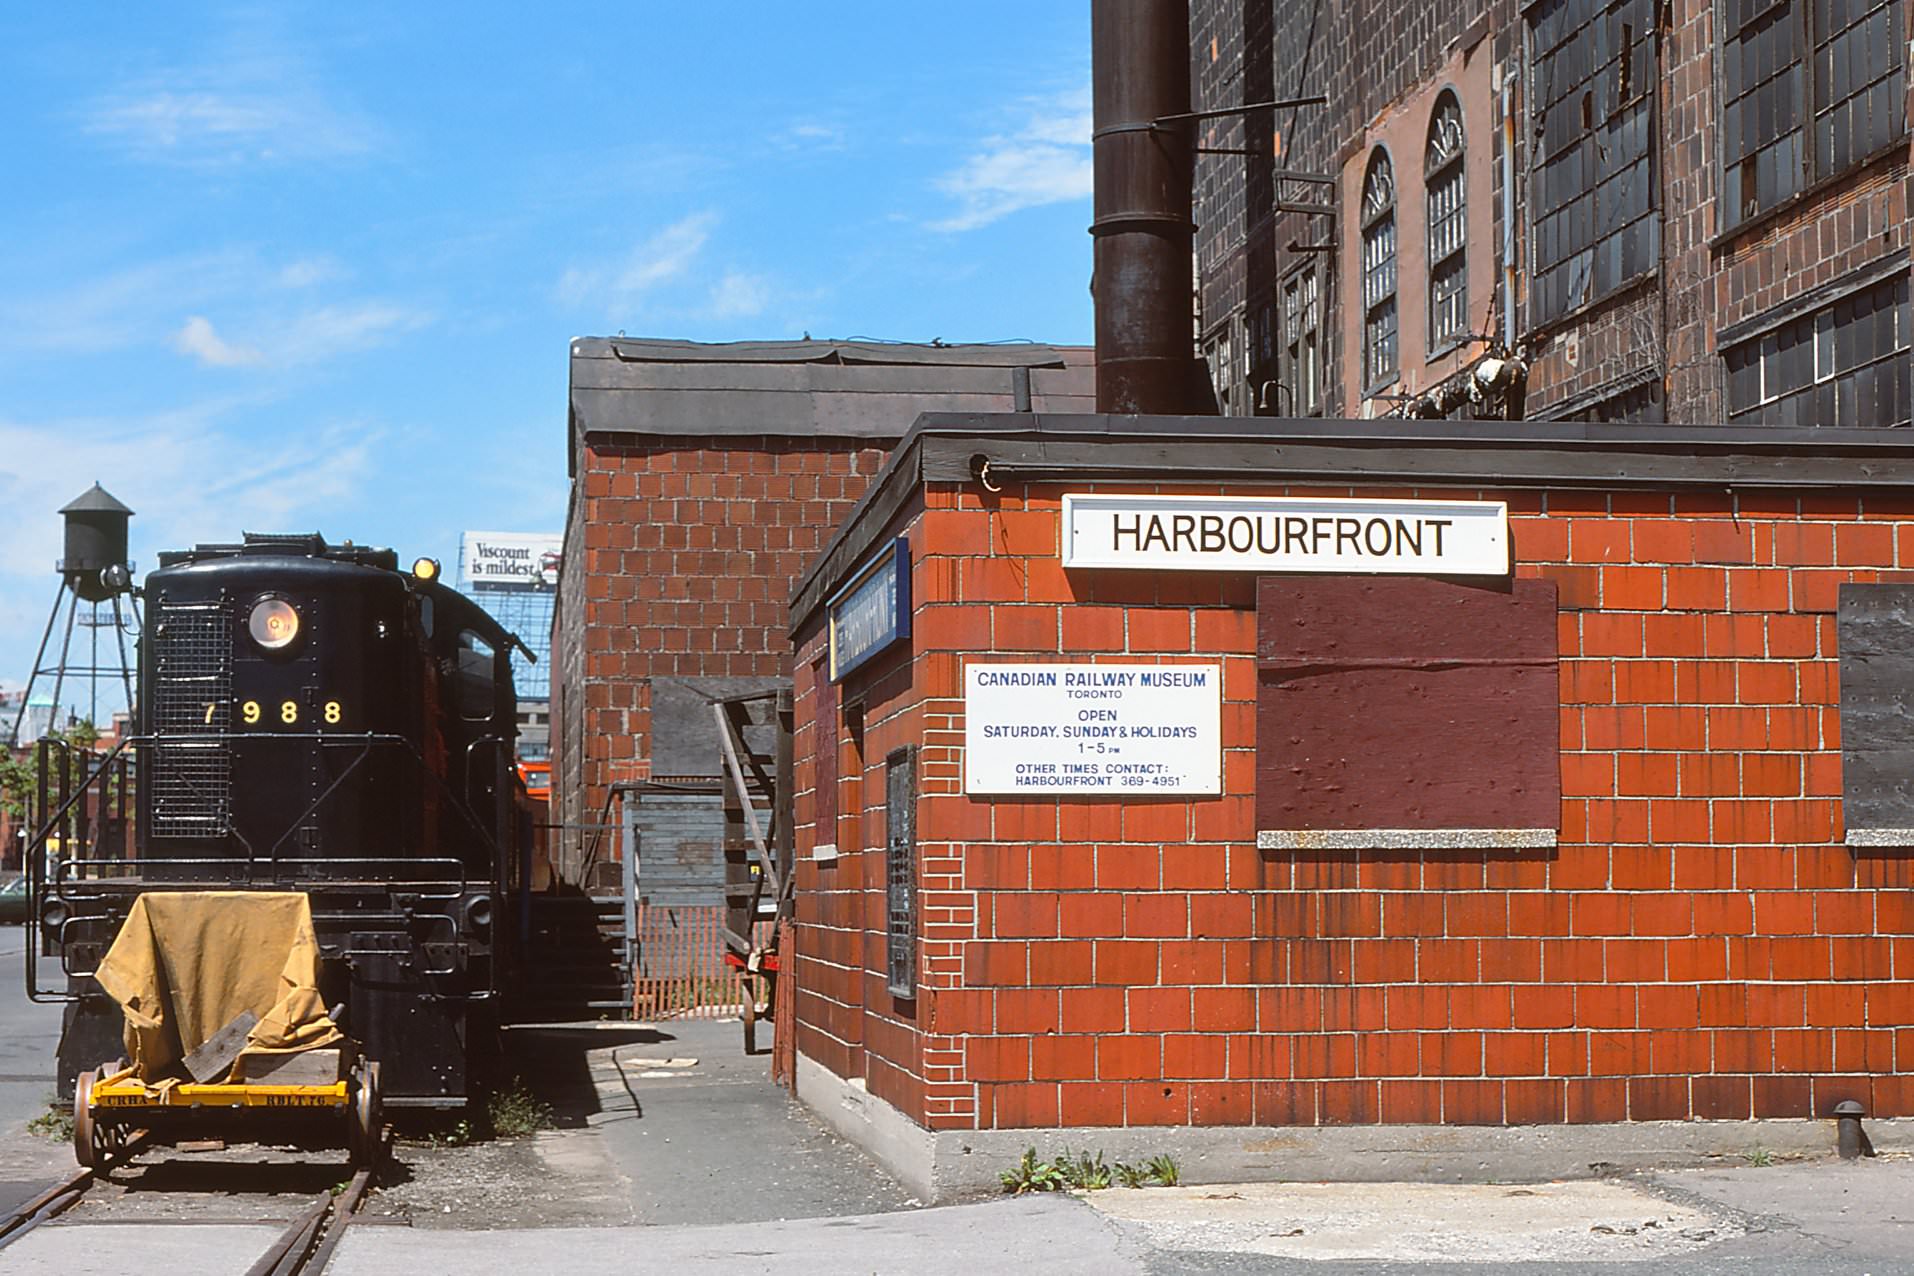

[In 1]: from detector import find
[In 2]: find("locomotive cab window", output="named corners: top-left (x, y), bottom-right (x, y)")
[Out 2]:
top-left (451, 630), bottom-right (497, 721)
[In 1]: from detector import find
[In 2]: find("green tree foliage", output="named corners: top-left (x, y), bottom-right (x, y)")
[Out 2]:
top-left (0, 720), bottom-right (106, 822)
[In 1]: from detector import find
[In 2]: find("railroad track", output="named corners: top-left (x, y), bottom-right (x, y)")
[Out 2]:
top-left (0, 1129), bottom-right (389, 1276)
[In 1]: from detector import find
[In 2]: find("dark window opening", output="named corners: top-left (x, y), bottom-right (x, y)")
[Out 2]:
top-left (1718, 0), bottom-right (1907, 230)
top-left (1527, 0), bottom-right (1660, 325)
top-left (1282, 265), bottom-right (1325, 416)
top-left (884, 746), bottom-right (917, 999)
top-left (1724, 274), bottom-right (1911, 426)
top-left (1360, 148), bottom-right (1399, 390)
top-left (451, 630), bottom-right (496, 722)
top-left (1426, 92), bottom-right (1469, 352)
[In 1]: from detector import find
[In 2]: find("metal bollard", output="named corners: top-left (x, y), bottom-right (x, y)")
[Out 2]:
top-left (1835, 1099), bottom-right (1868, 1159)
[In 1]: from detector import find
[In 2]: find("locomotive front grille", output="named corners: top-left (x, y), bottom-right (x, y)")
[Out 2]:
top-left (151, 599), bottom-right (233, 838)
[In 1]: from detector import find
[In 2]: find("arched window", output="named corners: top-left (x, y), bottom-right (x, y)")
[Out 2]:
top-left (1426, 92), bottom-right (1468, 351)
top-left (1359, 149), bottom-right (1398, 390)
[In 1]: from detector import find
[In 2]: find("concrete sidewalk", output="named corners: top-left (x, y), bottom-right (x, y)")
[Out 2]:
top-left (344, 1153), bottom-right (1914, 1274)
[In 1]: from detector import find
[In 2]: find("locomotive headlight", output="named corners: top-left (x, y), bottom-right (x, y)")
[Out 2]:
top-left (248, 598), bottom-right (301, 650)
top-left (412, 557), bottom-right (440, 581)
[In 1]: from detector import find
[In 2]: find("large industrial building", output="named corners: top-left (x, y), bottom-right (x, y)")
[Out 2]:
top-left (1189, 0), bottom-right (1908, 425)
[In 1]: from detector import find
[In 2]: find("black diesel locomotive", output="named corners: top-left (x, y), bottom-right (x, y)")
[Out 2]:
top-left (40, 533), bottom-right (524, 1107)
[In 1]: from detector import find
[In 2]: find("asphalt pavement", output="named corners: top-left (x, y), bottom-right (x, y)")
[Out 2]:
top-left (0, 922), bottom-right (72, 1217)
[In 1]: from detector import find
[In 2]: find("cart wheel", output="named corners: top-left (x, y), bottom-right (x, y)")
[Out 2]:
top-left (72, 1070), bottom-right (100, 1170)
top-left (349, 1060), bottom-right (382, 1167)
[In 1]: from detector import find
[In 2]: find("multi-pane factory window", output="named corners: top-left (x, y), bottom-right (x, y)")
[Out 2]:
top-left (1282, 266), bottom-right (1323, 416)
top-left (1723, 273), bottom-right (1911, 426)
top-left (1718, 0), bottom-right (1906, 230)
top-left (1426, 92), bottom-right (1469, 352)
top-left (1359, 149), bottom-right (1398, 390)
top-left (1527, 0), bottom-right (1658, 326)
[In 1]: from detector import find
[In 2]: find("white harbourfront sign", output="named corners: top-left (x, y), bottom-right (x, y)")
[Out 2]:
top-left (965, 662), bottom-right (1221, 795)
top-left (1061, 493), bottom-right (1510, 575)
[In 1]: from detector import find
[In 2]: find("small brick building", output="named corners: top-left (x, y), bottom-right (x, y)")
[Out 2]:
top-left (551, 338), bottom-right (1093, 893)
top-left (787, 412), bottom-right (1914, 1197)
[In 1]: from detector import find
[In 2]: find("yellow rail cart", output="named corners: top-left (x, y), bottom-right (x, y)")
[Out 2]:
top-left (72, 1059), bottom-right (381, 1170)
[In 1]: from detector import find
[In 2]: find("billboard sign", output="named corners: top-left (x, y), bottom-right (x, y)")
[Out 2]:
top-left (460, 532), bottom-right (563, 591)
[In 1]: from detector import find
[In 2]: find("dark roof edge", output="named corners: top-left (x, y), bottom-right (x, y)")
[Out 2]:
top-left (788, 412), bottom-right (1914, 633)
top-left (571, 336), bottom-right (1090, 368)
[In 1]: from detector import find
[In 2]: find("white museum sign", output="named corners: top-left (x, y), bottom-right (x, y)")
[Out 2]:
top-left (964, 662), bottom-right (1221, 795)
top-left (1061, 493), bottom-right (1510, 575)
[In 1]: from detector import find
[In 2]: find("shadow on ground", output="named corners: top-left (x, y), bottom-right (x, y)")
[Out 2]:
top-left (500, 1025), bottom-right (677, 1129)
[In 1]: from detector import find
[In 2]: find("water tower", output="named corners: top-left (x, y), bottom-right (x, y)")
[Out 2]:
top-left (6, 484), bottom-right (140, 746)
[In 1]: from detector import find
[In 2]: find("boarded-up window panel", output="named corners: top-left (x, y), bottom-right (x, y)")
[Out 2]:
top-left (1255, 576), bottom-right (1560, 835)
top-left (1836, 584), bottom-right (1914, 838)
top-left (814, 663), bottom-right (837, 836)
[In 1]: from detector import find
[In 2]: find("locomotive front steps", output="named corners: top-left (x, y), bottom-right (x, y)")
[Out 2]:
top-left (512, 893), bottom-right (632, 1023)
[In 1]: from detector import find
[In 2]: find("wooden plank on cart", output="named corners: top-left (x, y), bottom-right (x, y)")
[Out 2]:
top-left (242, 1047), bottom-right (347, 1085)
top-left (182, 1009), bottom-right (259, 1082)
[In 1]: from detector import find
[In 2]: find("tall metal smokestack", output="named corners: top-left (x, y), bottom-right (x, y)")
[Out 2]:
top-left (1092, 0), bottom-right (1208, 415)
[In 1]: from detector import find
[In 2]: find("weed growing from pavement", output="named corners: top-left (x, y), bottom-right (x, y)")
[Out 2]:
top-left (1003, 1147), bottom-right (1181, 1193)
top-left (1059, 1149), bottom-right (1113, 1190)
top-left (1745, 1145), bottom-right (1773, 1167)
top-left (429, 1119), bottom-right (476, 1148)
top-left (1001, 1148), bottom-right (1069, 1193)
top-left (26, 1108), bottom-right (74, 1142)
top-left (486, 1077), bottom-right (552, 1138)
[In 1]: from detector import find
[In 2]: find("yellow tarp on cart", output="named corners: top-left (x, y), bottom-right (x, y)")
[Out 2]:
top-left (93, 891), bottom-right (342, 1083)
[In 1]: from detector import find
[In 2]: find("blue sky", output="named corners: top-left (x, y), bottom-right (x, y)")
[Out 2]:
top-left (0, 4), bottom-right (1095, 710)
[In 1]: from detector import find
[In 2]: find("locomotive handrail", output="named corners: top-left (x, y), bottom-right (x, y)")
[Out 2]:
top-left (24, 737), bottom-right (130, 1004)
top-left (26, 727), bottom-right (509, 1007)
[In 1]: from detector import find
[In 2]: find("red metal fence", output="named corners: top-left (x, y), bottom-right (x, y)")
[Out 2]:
top-left (631, 903), bottom-right (750, 1021)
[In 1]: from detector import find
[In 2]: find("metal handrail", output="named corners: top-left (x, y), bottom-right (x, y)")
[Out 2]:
top-left (22, 727), bottom-right (510, 1004)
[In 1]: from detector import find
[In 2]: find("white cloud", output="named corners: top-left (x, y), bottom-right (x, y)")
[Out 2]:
top-left (276, 258), bottom-right (341, 289)
top-left (277, 303), bottom-right (433, 362)
top-left (931, 85), bottom-right (1094, 232)
top-left (706, 270), bottom-right (771, 319)
top-left (0, 250), bottom-right (408, 367)
top-left (0, 252), bottom-right (253, 354)
top-left (79, 34), bottom-right (381, 167)
top-left (173, 315), bottom-right (263, 367)
top-left (775, 120), bottom-right (849, 154)
top-left (555, 212), bottom-right (719, 316)
top-left (170, 304), bottom-right (427, 370)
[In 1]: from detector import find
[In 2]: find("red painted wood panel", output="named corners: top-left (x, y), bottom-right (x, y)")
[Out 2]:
top-left (1256, 576), bottom-right (1561, 832)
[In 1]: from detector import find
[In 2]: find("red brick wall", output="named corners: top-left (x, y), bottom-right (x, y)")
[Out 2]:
top-left (793, 476), bottom-right (1914, 1130)
top-left (552, 435), bottom-right (887, 873)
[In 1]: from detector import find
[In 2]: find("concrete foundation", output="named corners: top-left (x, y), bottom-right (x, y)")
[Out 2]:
top-left (796, 1051), bottom-right (1913, 1203)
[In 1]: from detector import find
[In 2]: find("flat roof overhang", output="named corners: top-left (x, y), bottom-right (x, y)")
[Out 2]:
top-left (790, 412), bottom-right (1914, 634)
